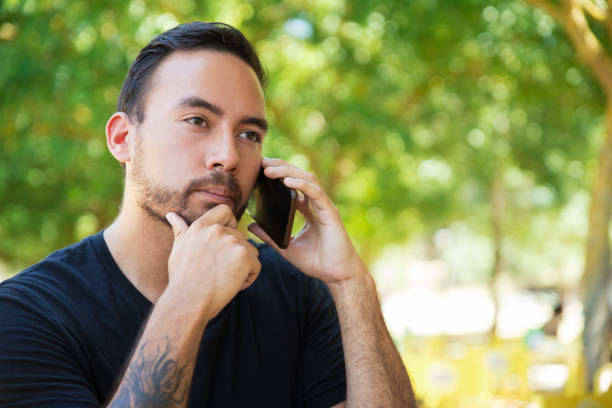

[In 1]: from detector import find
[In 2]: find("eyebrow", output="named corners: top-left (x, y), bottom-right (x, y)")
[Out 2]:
top-left (178, 96), bottom-right (224, 115)
top-left (177, 96), bottom-right (268, 132)
top-left (242, 116), bottom-right (268, 133)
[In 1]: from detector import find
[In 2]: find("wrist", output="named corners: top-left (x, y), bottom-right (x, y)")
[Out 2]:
top-left (158, 284), bottom-right (214, 327)
top-left (326, 264), bottom-right (375, 299)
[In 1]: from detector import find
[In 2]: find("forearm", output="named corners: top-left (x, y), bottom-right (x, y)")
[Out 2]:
top-left (105, 289), bottom-right (209, 408)
top-left (327, 269), bottom-right (416, 408)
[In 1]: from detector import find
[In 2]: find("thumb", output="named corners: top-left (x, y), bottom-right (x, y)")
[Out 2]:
top-left (166, 212), bottom-right (188, 239)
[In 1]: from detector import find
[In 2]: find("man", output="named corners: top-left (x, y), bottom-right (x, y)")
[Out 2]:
top-left (0, 22), bottom-right (415, 407)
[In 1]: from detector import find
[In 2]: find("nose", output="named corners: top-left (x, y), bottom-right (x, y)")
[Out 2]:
top-left (204, 130), bottom-right (239, 173)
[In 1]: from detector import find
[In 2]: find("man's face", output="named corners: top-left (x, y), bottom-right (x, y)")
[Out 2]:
top-left (126, 50), bottom-right (267, 225)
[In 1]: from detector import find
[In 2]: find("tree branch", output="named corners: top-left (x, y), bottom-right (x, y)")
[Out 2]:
top-left (580, 0), bottom-right (608, 23)
top-left (527, 0), bottom-right (612, 94)
top-left (581, 0), bottom-right (607, 22)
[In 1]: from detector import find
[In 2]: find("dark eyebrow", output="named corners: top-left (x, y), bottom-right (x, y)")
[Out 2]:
top-left (240, 116), bottom-right (269, 133)
top-left (177, 96), bottom-right (224, 116)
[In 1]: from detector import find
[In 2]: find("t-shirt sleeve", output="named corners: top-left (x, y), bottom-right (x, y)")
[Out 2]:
top-left (302, 278), bottom-right (346, 408)
top-left (0, 287), bottom-right (100, 407)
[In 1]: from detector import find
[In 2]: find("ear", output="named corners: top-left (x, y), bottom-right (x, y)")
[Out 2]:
top-left (105, 112), bottom-right (132, 164)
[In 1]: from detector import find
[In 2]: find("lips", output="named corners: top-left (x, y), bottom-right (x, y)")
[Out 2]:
top-left (184, 173), bottom-right (242, 212)
top-left (192, 186), bottom-right (235, 205)
top-left (198, 186), bottom-right (233, 197)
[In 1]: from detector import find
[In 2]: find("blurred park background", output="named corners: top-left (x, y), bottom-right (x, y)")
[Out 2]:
top-left (3, 0), bottom-right (612, 406)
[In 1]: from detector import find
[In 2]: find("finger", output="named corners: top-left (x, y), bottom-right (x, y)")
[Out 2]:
top-left (196, 204), bottom-right (238, 229)
top-left (247, 223), bottom-right (287, 255)
top-left (283, 177), bottom-right (329, 209)
top-left (245, 237), bottom-right (261, 258)
top-left (240, 262), bottom-right (261, 290)
top-left (240, 272), bottom-right (258, 290)
top-left (263, 165), bottom-right (317, 183)
top-left (209, 225), bottom-right (260, 260)
top-left (166, 212), bottom-right (188, 239)
top-left (295, 193), bottom-right (316, 222)
top-left (226, 229), bottom-right (260, 258)
top-left (261, 157), bottom-right (288, 167)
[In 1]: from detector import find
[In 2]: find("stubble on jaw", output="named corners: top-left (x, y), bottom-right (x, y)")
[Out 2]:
top-left (128, 143), bottom-right (247, 226)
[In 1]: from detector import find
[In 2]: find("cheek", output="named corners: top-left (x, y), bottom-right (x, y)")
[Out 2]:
top-left (239, 153), bottom-right (262, 195)
top-left (149, 125), bottom-right (199, 169)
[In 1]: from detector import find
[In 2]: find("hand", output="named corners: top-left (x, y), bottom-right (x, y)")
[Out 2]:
top-left (166, 204), bottom-right (261, 321)
top-left (247, 158), bottom-right (366, 285)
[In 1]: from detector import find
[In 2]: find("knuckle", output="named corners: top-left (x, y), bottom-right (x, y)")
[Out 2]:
top-left (221, 232), bottom-right (237, 245)
top-left (234, 244), bottom-right (249, 258)
top-left (208, 224), bottom-right (225, 236)
top-left (191, 216), bottom-right (207, 229)
top-left (306, 171), bottom-right (318, 182)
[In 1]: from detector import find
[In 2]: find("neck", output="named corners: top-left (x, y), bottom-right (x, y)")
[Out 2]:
top-left (103, 192), bottom-right (174, 303)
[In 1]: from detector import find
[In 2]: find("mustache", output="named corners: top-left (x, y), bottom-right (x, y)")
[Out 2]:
top-left (185, 171), bottom-right (242, 204)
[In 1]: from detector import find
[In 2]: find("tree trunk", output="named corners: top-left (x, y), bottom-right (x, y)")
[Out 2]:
top-left (524, 0), bottom-right (612, 388)
top-left (582, 99), bottom-right (612, 389)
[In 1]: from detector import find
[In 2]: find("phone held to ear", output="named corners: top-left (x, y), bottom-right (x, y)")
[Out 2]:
top-left (247, 168), bottom-right (297, 249)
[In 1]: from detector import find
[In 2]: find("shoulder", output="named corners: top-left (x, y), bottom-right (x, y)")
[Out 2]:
top-left (0, 232), bottom-right (105, 317)
top-left (2, 233), bottom-right (100, 287)
top-left (0, 236), bottom-right (104, 407)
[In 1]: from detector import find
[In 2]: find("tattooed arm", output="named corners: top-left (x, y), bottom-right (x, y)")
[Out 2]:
top-left (106, 295), bottom-right (202, 407)
top-left (114, 340), bottom-right (188, 407)
top-left (106, 205), bottom-right (261, 407)
top-left (106, 291), bottom-right (205, 408)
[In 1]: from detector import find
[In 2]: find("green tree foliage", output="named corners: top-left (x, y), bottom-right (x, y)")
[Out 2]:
top-left (0, 0), bottom-right (601, 280)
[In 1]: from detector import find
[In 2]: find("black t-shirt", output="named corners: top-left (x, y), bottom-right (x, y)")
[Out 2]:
top-left (0, 231), bottom-right (346, 407)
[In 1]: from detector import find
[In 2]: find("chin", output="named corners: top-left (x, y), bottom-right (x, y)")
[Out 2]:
top-left (180, 205), bottom-right (216, 226)
top-left (181, 203), bottom-right (247, 226)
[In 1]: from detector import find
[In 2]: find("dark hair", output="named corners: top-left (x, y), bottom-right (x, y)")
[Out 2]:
top-left (117, 21), bottom-right (267, 124)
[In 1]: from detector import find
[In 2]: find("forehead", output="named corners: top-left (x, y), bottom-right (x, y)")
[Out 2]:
top-left (144, 49), bottom-right (265, 116)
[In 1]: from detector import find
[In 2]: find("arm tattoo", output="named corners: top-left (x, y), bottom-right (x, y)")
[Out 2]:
top-left (108, 337), bottom-right (190, 408)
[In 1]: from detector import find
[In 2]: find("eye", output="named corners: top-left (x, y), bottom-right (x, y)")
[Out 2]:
top-left (238, 130), bottom-right (262, 143)
top-left (185, 117), bottom-right (207, 127)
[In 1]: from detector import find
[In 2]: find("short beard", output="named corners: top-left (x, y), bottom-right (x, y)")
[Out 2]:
top-left (131, 163), bottom-right (246, 227)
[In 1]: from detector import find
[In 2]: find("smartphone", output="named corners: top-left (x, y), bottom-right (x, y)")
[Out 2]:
top-left (247, 168), bottom-right (297, 249)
